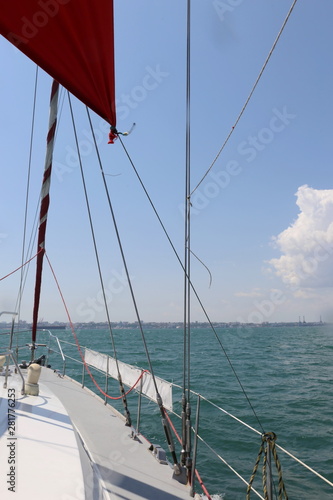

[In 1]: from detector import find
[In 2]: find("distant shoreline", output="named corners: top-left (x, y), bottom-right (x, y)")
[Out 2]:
top-left (0, 321), bottom-right (328, 330)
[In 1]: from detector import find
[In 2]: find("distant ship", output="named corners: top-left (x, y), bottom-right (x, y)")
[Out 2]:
top-left (36, 325), bottom-right (67, 330)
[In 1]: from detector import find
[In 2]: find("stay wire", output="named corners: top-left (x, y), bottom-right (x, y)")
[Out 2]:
top-left (67, 95), bottom-right (121, 376)
top-left (16, 65), bottom-right (39, 321)
top-left (117, 136), bottom-right (265, 433)
top-left (44, 251), bottom-right (149, 401)
top-left (15, 77), bottom-right (66, 322)
top-left (190, 0), bottom-right (299, 196)
top-left (85, 109), bottom-right (161, 398)
top-left (71, 98), bottom-right (134, 424)
top-left (189, 248), bottom-right (212, 288)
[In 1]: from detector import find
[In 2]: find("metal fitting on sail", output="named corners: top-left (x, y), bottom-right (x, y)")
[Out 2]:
top-left (108, 123), bottom-right (136, 144)
top-left (108, 125), bottom-right (118, 144)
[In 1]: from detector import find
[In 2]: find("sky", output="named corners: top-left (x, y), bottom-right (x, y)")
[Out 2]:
top-left (1, 0), bottom-right (333, 324)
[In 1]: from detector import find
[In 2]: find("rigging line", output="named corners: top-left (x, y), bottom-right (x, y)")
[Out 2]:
top-left (16, 79), bottom-right (64, 320)
top-left (117, 136), bottom-right (265, 433)
top-left (18, 83), bottom-right (63, 310)
top-left (197, 433), bottom-right (265, 500)
top-left (82, 107), bottom-right (119, 361)
top-left (0, 249), bottom-right (43, 281)
top-left (164, 410), bottom-right (212, 500)
top-left (54, 85), bottom-right (66, 143)
top-left (86, 118), bottom-right (182, 465)
top-left (190, 0), bottom-right (299, 196)
top-left (14, 198), bottom-right (40, 317)
top-left (44, 251), bottom-right (148, 401)
top-left (189, 248), bottom-right (212, 288)
top-left (67, 98), bottom-right (120, 375)
top-left (85, 112), bottom-right (161, 396)
top-left (166, 396), bottom-right (264, 498)
top-left (32, 79), bottom-right (60, 344)
top-left (18, 81), bottom-right (65, 312)
top-left (188, 297), bottom-right (266, 434)
top-left (17, 65), bottom-right (39, 320)
top-left (70, 98), bottom-right (132, 426)
top-left (85, 107), bottom-right (138, 376)
top-left (163, 404), bottom-right (264, 499)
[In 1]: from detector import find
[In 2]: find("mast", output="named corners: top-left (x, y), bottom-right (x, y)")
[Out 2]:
top-left (181, 0), bottom-right (192, 477)
top-left (31, 80), bottom-right (59, 349)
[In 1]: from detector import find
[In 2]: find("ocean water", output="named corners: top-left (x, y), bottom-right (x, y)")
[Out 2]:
top-left (7, 324), bottom-right (333, 499)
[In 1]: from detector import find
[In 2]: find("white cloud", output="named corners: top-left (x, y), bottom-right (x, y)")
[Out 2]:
top-left (269, 185), bottom-right (333, 288)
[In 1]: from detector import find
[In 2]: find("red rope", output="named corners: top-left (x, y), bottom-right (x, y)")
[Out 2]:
top-left (44, 252), bottom-right (150, 400)
top-left (164, 409), bottom-right (182, 444)
top-left (0, 248), bottom-right (43, 281)
top-left (195, 469), bottom-right (212, 500)
top-left (164, 408), bottom-right (212, 500)
top-left (42, 254), bottom-right (212, 499)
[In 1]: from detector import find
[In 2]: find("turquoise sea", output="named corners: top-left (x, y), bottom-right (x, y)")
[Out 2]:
top-left (5, 324), bottom-right (333, 499)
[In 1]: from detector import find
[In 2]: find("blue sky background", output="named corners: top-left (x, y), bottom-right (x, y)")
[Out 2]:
top-left (1, 0), bottom-right (333, 324)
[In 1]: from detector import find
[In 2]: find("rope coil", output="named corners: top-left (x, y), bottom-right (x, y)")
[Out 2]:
top-left (247, 432), bottom-right (288, 500)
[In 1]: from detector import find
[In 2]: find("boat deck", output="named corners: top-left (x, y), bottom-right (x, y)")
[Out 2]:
top-left (0, 366), bottom-right (85, 499)
top-left (0, 366), bottom-right (195, 499)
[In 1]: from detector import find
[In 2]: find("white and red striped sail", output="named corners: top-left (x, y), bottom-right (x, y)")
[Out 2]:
top-left (31, 80), bottom-right (59, 341)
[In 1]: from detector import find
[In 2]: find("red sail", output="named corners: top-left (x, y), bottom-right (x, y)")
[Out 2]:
top-left (0, 0), bottom-right (116, 127)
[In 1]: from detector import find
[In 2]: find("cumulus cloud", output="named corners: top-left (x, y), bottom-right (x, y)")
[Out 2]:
top-left (269, 185), bottom-right (333, 288)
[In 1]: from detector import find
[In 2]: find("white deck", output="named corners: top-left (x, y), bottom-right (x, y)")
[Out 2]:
top-left (0, 366), bottom-right (195, 500)
top-left (0, 367), bottom-right (85, 499)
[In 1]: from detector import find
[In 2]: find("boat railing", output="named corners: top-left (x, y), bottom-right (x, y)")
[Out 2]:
top-left (2, 329), bottom-right (332, 499)
top-left (0, 312), bottom-right (25, 394)
top-left (169, 388), bottom-right (333, 499)
top-left (44, 330), bottom-right (66, 375)
top-left (0, 328), bottom-right (66, 373)
top-left (0, 348), bottom-right (26, 394)
top-left (192, 393), bottom-right (333, 494)
top-left (44, 334), bottom-right (333, 499)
